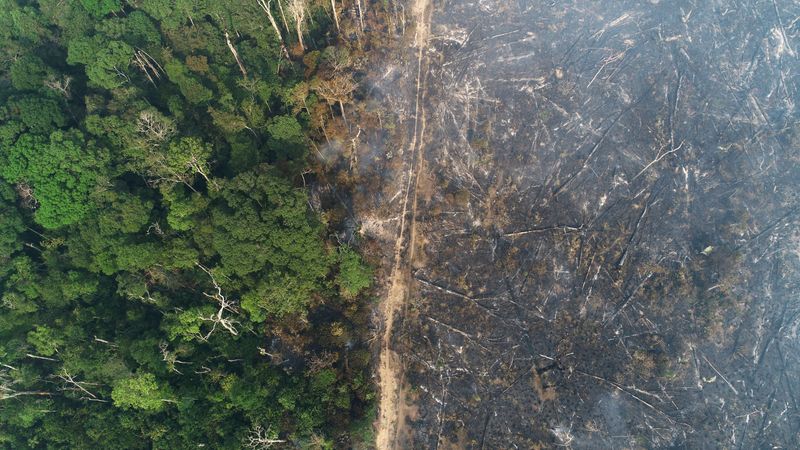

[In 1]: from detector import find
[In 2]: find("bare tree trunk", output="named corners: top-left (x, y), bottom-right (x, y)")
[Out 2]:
top-left (1, 391), bottom-right (50, 400)
top-left (190, 160), bottom-right (219, 191)
top-left (350, 126), bottom-right (361, 171)
top-left (245, 425), bottom-right (286, 449)
top-left (339, 100), bottom-right (348, 128)
top-left (224, 31), bottom-right (248, 78)
top-left (258, 0), bottom-right (288, 56)
top-left (330, 0), bottom-right (340, 32)
top-left (289, 0), bottom-right (306, 52)
top-left (26, 353), bottom-right (59, 362)
top-left (57, 370), bottom-right (104, 400)
top-left (276, 0), bottom-right (291, 36)
top-left (195, 263), bottom-right (240, 339)
top-left (356, 0), bottom-right (365, 33)
top-left (295, 19), bottom-right (305, 52)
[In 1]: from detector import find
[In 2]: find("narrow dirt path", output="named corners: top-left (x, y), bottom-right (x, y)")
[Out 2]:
top-left (375, 0), bottom-right (432, 448)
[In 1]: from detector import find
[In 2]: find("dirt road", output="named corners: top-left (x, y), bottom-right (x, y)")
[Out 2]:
top-left (374, 0), bottom-right (432, 448)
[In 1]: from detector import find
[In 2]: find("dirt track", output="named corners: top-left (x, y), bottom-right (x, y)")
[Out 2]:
top-left (374, 0), bottom-right (432, 448)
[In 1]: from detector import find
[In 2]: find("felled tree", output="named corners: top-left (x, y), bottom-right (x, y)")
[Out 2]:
top-left (0, 368), bottom-right (49, 401)
top-left (244, 425), bottom-right (285, 449)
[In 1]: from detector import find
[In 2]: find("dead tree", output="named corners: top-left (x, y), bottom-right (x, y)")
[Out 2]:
top-left (56, 370), bottom-right (106, 402)
top-left (93, 336), bottom-right (119, 347)
top-left (26, 353), bottom-right (59, 362)
top-left (312, 74), bottom-right (357, 127)
top-left (1, 369), bottom-right (49, 401)
top-left (133, 49), bottom-right (164, 85)
top-left (330, 0), bottom-right (340, 32)
top-left (196, 263), bottom-right (240, 340)
top-left (257, 0), bottom-right (289, 58)
top-left (350, 126), bottom-right (362, 171)
top-left (224, 31), bottom-right (248, 78)
top-left (137, 110), bottom-right (176, 146)
top-left (180, 147), bottom-right (218, 191)
top-left (44, 75), bottom-right (72, 98)
top-left (15, 182), bottom-right (39, 209)
top-left (287, 0), bottom-right (307, 51)
top-left (276, 0), bottom-right (291, 36)
top-left (244, 425), bottom-right (286, 449)
top-left (356, 0), bottom-right (365, 33)
top-left (159, 342), bottom-right (192, 375)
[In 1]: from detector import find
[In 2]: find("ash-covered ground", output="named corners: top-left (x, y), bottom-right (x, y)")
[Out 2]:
top-left (363, 0), bottom-right (800, 448)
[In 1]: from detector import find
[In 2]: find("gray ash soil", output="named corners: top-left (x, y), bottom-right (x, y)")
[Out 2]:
top-left (361, 0), bottom-right (800, 448)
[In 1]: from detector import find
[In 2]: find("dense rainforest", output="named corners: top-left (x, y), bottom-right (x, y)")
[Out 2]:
top-left (0, 0), bottom-right (376, 448)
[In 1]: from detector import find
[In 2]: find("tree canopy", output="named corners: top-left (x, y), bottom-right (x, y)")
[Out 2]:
top-left (0, 1), bottom-right (374, 448)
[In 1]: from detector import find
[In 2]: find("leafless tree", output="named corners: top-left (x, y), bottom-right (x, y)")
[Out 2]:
top-left (224, 31), bottom-right (248, 78)
top-left (195, 263), bottom-right (240, 339)
top-left (276, 0), bottom-right (290, 36)
top-left (323, 47), bottom-right (352, 74)
top-left (356, 0), bottom-right (365, 33)
top-left (1, 368), bottom-right (49, 401)
top-left (159, 341), bottom-right (192, 375)
top-left (15, 182), bottom-right (39, 209)
top-left (312, 74), bottom-right (357, 127)
top-left (257, 0), bottom-right (289, 58)
top-left (93, 336), bottom-right (119, 347)
top-left (244, 425), bottom-right (285, 449)
top-left (287, 0), bottom-right (307, 51)
top-left (137, 110), bottom-right (176, 146)
top-left (56, 370), bottom-right (106, 402)
top-left (330, 0), bottom-right (340, 32)
top-left (132, 49), bottom-right (164, 85)
top-left (44, 75), bottom-right (72, 98)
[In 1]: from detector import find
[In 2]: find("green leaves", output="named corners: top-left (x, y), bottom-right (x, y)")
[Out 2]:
top-left (0, 181), bottom-right (24, 261)
top-left (164, 58), bottom-right (213, 104)
top-left (7, 97), bottom-right (67, 134)
top-left (68, 37), bottom-right (133, 89)
top-left (336, 246), bottom-right (372, 300)
top-left (79, 0), bottom-right (121, 18)
top-left (0, 0), bottom-right (374, 446)
top-left (211, 166), bottom-right (327, 278)
top-left (9, 55), bottom-right (52, 90)
top-left (161, 185), bottom-right (209, 231)
top-left (0, 130), bottom-right (108, 228)
top-left (209, 166), bottom-right (333, 319)
top-left (26, 325), bottom-right (62, 356)
top-left (111, 372), bottom-right (171, 411)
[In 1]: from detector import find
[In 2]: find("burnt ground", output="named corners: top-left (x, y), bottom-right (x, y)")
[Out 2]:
top-left (359, 0), bottom-right (800, 448)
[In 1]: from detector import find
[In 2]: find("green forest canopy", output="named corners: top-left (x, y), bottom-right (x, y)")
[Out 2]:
top-left (0, 0), bottom-right (374, 448)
